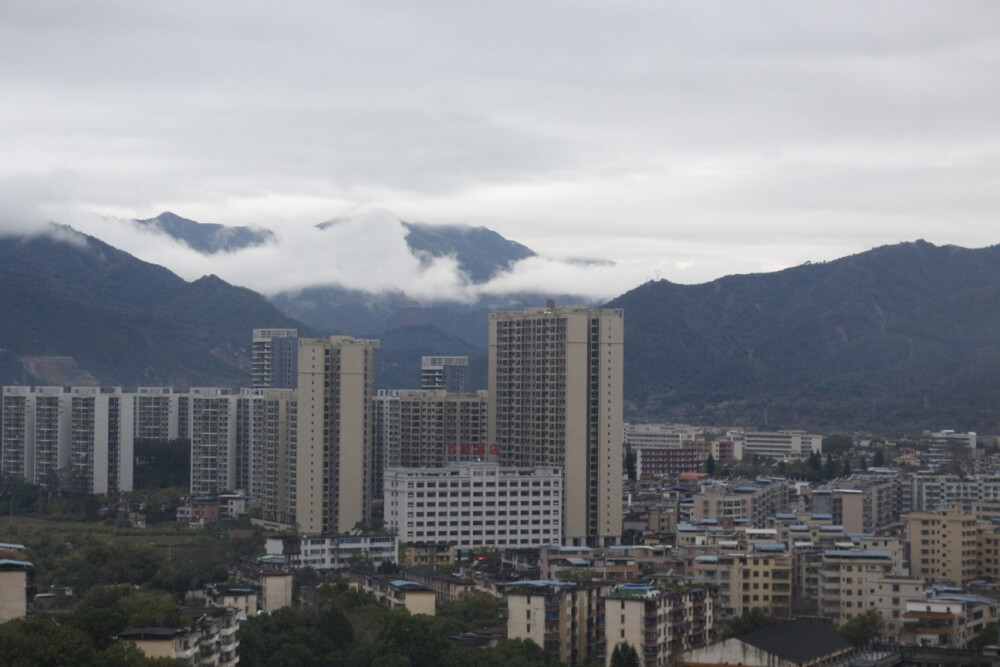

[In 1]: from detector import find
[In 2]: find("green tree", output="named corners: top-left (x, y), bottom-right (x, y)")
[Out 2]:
top-left (0, 616), bottom-right (98, 667)
top-left (968, 621), bottom-right (1000, 649)
top-left (872, 448), bottom-right (885, 467)
top-left (437, 592), bottom-right (501, 631)
top-left (839, 609), bottom-right (884, 646)
top-left (705, 454), bottom-right (716, 476)
top-left (728, 608), bottom-right (777, 637)
top-left (610, 641), bottom-right (641, 667)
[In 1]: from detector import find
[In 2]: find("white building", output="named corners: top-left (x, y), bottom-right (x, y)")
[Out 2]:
top-left (251, 328), bottom-right (298, 390)
top-left (265, 533), bottom-right (398, 570)
top-left (384, 462), bottom-right (563, 550)
top-left (732, 430), bottom-right (822, 460)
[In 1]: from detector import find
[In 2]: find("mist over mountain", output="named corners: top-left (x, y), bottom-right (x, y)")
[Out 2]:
top-left (0, 224), bottom-right (309, 387)
top-left (1, 215), bottom-right (998, 436)
top-left (135, 212), bottom-right (275, 254)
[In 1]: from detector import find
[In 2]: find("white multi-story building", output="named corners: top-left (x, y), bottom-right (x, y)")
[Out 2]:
top-left (624, 423), bottom-right (700, 449)
top-left (489, 305), bottom-right (624, 547)
top-left (373, 389), bottom-right (489, 517)
top-left (731, 430), bottom-right (822, 460)
top-left (69, 387), bottom-right (133, 494)
top-left (265, 533), bottom-right (398, 570)
top-left (384, 462), bottom-right (563, 550)
top-left (188, 387), bottom-right (238, 497)
top-left (133, 387), bottom-right (185, 441)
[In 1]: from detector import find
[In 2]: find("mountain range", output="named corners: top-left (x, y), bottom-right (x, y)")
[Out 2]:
top-left (1, 215), bottom-right (998, 436)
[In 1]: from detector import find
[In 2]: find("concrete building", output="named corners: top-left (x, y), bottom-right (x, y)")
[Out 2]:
top-left (264, 533), bottom-right (398, 570)
top-left (420, 355), bottom-right (468, 393)
top-left (373, 389), bottom-right (489, 515)
top-left (384, 462), bottom-right (562, 550)
top-left (635, 445), bottom-right (708, 479)
top-left (256, 389), bottom-right (297, 528)
top-left (68, 386), bottom-right (134, 494)
top-left (1, 386), bottom-right (70, 486)
top-left (900, 595), bottom-right (997, 649)
top-left (690, 549), bottom-right (793, 621)
top-left (251, 328), bottom-right (298, 390)
top-left (188, 388), bottom-right (238, 497)
top-left (603, 583), bottom-right (714, 665)
top-left (0, 544), bottom-right (34, 622)
top-left (817, 549), bottom-right (923, 635)
top-left (489, 305), bottom-right (624, 546)
top-left (133, 387), bottom-right (184, 441)
top-left (296, 336), bottom-right (377, 535)
top-left (505, 580), bottom-right (611, 666)
top-left (343, 571), bottom-right (436, 615)
top-left (624, 423), bottom-right (700, 449)
top-left (733, 430), bottom-right (822, 460)
top-left (691, 479), bottom-right (792, 528)
top-left (908, 506), bottom-right (979, 585)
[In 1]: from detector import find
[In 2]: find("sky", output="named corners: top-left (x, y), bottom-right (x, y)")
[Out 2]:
top-left (3, 1), bottom-right (1000, 300)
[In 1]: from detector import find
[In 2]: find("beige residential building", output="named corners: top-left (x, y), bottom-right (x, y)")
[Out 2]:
top-left (489, 305), bottom-right (624, 547)
top-left (505, 580), bottom-right (611, 666)
top-left (296, 336), bottom-right (377, 534)
top-left (604, 584), bottom-right (714, 666)
top-left (907, 506), bottom-right (978, 585)
top-left (690, 550), bottom-right (793, 620)
top-left (817, 549), bottom-right (923, 638)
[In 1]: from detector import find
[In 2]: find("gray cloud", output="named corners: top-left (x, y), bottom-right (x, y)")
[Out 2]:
top-left (2, 1), bottom-right (1000, 291)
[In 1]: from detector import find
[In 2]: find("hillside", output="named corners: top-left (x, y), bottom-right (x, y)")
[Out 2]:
top-left (0, 226), bottom-right (311, 387)
top-left (608, 240), bottom-right (1000, 434)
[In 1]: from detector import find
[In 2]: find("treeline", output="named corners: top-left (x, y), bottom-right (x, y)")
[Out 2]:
top-left (239, 583), bottom-right (562, 667)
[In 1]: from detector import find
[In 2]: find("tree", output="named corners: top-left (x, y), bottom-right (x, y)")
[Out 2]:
top-left (872, 448), bottom-right (885, 467)
top-left (728, 608), bottom-right (777, 637)
top-left (610, 642), bottom-right (641, 667)
top-left (705, 454), bottom-right (716, 476)
top-left (0, 616), bottom-right (98, 667)
top-left (839, 609), bottom-right (884, 647)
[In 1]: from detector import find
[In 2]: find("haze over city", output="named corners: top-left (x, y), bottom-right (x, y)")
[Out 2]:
top-left (3, 2), bottom-right (1000, 299)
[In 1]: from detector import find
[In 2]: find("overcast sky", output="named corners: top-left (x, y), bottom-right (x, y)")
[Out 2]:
top-left (3, 1), bottom-right (1000, 299)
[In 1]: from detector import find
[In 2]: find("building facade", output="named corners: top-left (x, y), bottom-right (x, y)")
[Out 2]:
top-left (251, 328), bottom-right (299, 390)
top-left (384, 462), bottom-right (563, 550)
top-left (489, 305), bottom-right (624, 546)
top-left (296, 336), bottom-right (377, 534)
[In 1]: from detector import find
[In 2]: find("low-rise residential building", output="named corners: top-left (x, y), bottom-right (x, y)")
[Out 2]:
top-left (603, 583), bottom-right (714, 666)
top-left (342, 571), bottom-right (436, 615)
top-left (732, 430), bottom-right (822, 460)
top-left (900, 595), bottom-right (997, 649)
top-left (505, 580), bottom-right (611, 667)
top-left (0, 544), bottom-right (34, 622)
top-left (265, 533), bottom-right (398, 570)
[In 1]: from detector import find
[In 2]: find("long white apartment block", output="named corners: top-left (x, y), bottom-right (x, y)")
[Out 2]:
top-left (732, 429), bottom-right (823, 460)
top-left (384, 462), bottom-right (563, 550)
top-left (2, 386), bottom-right (134, 493)
top-left (624, 423), bottom-right (700, 449)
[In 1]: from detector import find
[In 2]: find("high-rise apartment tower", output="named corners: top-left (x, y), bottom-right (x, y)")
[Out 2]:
top-left (296, 336), bottom-right (377, 534)
top-left (252, 328), bottom-right (299, 390)
top-left (488, 305), bottom-right (624, 546)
